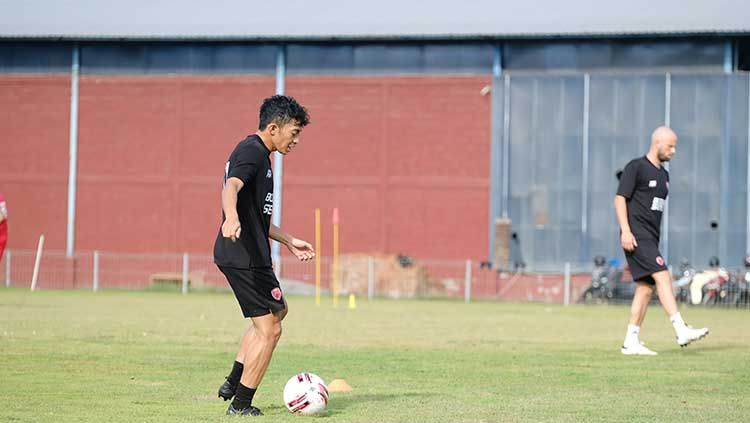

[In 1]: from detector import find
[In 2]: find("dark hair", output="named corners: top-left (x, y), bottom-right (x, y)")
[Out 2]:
top-left (258, 95), bottom-right (310, 130)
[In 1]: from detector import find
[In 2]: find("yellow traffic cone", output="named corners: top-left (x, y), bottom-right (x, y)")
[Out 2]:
top-left (328, 379), bottom-right (353, 392)
top-left (348, 293), bottom-right (357, 310)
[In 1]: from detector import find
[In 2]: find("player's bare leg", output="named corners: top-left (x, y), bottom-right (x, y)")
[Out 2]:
top-left (236, 302), bottom-right (287, 362)
top-left (629, 282), bottom-right (654, 327)
top-left (218, 325), bottom-right (257, 401)
top-left (652, 270), bottom-right (678, 316)
top-left (241, 311), bottom-right (283, 388)
top-left (218, 325), bottom-right (255, 401)
top-left (235, 326), bottom-right (256, 363)
top-left (219, 300), bottom-right (288, 401)
top-left (652, 270), bottom-right (708, 347)
top-left (622, 282), bottom-right (658, 355)
top-left (226, 310), bottom-right (284, 416)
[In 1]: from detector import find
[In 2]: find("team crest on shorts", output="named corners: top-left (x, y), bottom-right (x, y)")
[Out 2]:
top-left (271, 287), bottom-right (283, 301)
top-left (656, 256), bottom-right (665, 266)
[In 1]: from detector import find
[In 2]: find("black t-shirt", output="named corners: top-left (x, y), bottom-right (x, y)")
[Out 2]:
top-left (616, 156), bottom-right (669, 240)
top-left (213, 135), bottom-right (274, 269)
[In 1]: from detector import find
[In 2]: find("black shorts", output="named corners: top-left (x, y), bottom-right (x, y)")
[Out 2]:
top-left (624, 237), bottom-right (668, 284)
top-left (218, 266), bottom-right (286, 318)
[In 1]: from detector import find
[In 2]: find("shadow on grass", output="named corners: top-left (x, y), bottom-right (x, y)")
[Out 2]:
top-left (659, 344), bottom-right (740, 355)
top-left (257, 391), bottom-right (434, 418)
top-left (326, 391), bottom-right (433, 417)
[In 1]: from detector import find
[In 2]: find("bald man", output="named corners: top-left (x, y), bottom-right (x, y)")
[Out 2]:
top-left (615, 126), bottom-right (708, 356)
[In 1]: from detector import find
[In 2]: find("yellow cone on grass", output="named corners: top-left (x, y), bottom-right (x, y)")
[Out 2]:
top-left (348, 293), bottom-right (356, 309)
top-left (328, 379), bottom-right (353, 392)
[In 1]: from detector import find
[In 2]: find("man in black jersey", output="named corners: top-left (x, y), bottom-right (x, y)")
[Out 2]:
top-left (615, 126), bottom-right (708, 356)
top-left (214, 95), bottom-right (314, 415)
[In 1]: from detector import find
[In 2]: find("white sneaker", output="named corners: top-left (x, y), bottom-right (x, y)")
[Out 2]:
top-left (621, 342), bottom-right (658, 356)
top-left (676, 326), bottom-right (709, 347)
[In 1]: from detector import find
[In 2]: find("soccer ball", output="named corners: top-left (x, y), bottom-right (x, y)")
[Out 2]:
top-left (283, 372), bottom-right (329, 415)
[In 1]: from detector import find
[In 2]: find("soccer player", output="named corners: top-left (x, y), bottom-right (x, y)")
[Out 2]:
top-left (0, 192), bottom-right (7, 262)
top-left (615, 126), bottom-right (708, 356)
top-left (213, 95), bottom-right (314, 415)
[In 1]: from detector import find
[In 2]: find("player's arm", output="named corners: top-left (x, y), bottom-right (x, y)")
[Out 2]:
top-left (614, 195), bottom-right (637, 252)
top-left (614, 162), bottom-right (638, 252)
top-left (270, 224), bottom-right (315, 262)
top-left (221, 178), bottom-right (244, 242)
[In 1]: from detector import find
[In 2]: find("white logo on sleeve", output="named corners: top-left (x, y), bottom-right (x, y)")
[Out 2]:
top-left (0, 201), bottom-right (7, 219)
top-left (648, 180), bottom-right (657, 188)
top-left (263, 192), bottom-right (274, 215)
top-left (651, 197), bottom-right (665, 212)
top-left (267, 169), bottom-right (272, 178)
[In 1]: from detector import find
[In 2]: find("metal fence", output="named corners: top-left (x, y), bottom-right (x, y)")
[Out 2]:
top-left (4, 248), bottom-right (747, 308)
top-left (0, 249), bottom-right (594, 304)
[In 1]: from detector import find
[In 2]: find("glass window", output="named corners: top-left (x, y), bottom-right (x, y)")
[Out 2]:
top-left (0, 42), bottom-right (71, 73)
top-left (80, 43), bottom-right (276, 74)
top-left (505, 40), bottom-right (725, 71)
top-left (737, 37), bottom-right (750, 71)
top-left (288, 43), bottom-right (493, 75)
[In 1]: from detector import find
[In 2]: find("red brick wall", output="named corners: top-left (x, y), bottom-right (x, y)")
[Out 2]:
top-left (0, 74), bottom-right (491, 261)
top-left (284, 76), bottom-right (491, 260)
top-left (0, 75), bottom-right (70, 250)
top-left (75, 76), bottom-right (275, 253)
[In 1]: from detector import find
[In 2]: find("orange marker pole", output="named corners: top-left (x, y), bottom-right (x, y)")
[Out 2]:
top-left (315, 208), bottom-right (321, 306)
top-left (332, 208), bottom-right (340, 308)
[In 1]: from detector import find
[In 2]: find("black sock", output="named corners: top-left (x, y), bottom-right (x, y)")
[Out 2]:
top-left (227, 361), bottom-right (243, 386)
top-left (231, 383), bottom-right (257, 410)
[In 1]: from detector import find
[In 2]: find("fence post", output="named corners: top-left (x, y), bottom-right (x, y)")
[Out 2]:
top-left (563, 262), bottom-right (571, 306)
top-left (367, 256), bottom-right (374, 301)
top-left (93, 250), bottom-right (99, 292)
top-left (5, 250), bottom-right (10, 288)
top-left (31, 235), bottom-right (45, 291)
top-left (182, 253), bottom-right (189, 295)
top-left (464, 259), bottom-right (472, 304)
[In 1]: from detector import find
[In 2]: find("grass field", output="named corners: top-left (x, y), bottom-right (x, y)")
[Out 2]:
top-left (1, 288), bottom-right (748, 422)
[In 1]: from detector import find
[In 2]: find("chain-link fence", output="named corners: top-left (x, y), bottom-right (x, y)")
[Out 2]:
top-left (0, 250), bottom-right (750, 308)
top-left (6, 248), bottom-right (747, 308)
top-left (0, 249), bottom-right (590, 303)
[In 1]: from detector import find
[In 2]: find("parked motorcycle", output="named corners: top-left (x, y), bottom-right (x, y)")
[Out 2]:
top-left (739, 265), bottom-right (750, 308)
top-left (717, 269), bottom-right (742, 307)
top-left (579, 256), bottom-right (623, 304)
top-left (729, 256), bottom-right (750, 308)
top-left (691, 257), bottom-right (729, 306)
top-left (672, 258), bottom-right (695, 304)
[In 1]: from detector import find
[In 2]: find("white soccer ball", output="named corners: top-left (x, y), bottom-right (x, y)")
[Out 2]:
top-left (283, 372), bottom-right (329, 415)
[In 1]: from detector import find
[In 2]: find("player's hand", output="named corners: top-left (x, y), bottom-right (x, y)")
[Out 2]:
top-left (287, 238), bottom-right (315, 261)
top-left (621, 231), bottom-right (638, 252)
top-left (222, 218), bottom-right (241, 242)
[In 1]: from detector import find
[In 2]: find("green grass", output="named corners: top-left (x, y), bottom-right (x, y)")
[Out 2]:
top-left (0, 288), bottom-right (748, 422)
